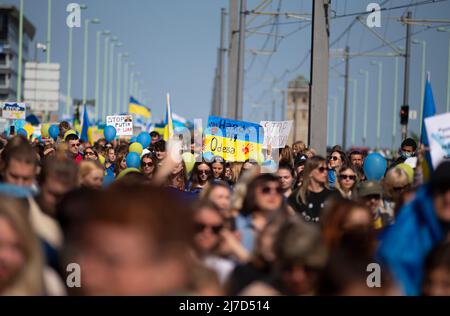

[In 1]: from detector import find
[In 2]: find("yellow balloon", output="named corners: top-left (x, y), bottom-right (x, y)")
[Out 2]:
top-left (64, 129), bottom-right (77, 141)
top-left (41, 123), bottom-right (50, 138)
top-left (129, 142), bottom-right (143, 156)
top-left (182, 152), bottom-right (196, 174)
top-left (98, 154), bottom-right (105, 165)
top-left (23, 123), bottom-right (34, 138)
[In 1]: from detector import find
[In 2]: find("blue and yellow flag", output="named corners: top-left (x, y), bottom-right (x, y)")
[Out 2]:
top-left (163, 93), bottom-right (174, 141)
top-left (80, 105), bottom-right (90, 143)
top-left (420, 77), bottom-right (437, 180)
top-left (128, 96), bottom-right (151, 118)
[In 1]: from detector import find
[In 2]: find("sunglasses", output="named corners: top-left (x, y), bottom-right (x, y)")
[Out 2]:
top-left (393, 185), bottom-right (408, 192)
top-left (199, 170), bottom-right (210, 175)
top-left (317, 166), bottom-right (327, 173)
top-left (141, 162), bottom-right (154, 167)
top-left (71, 143), bottom-right (80, 148)
top-left (364, 194), bottom-right (381, 200)
top-left (85, 151), bottom-right (95, 156)
top-left (330, 156), bottom-right (340, 161)
top-left (195, 223), bottom-right (223, 234)
top-left (261, 186), bottom-right (283, 195)
top-left (339, 174), bottom-right (356, 181)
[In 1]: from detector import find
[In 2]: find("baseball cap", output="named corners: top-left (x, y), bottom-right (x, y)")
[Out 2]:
top-left (357, 180), bottom-right (382, 197)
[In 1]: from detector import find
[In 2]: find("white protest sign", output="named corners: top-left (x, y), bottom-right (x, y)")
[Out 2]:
top-left (260, 120), bottom-right (293, 149)
top-left (106, 115), bottom-right (133, 136)
top-left (425, 112), bottom-right (450, 169)
top-left (2, 102), bottom-right (26, 120)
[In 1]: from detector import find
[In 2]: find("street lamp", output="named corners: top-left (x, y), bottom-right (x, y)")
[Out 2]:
top-left (371, 60), bottom-right (383, 149)
top-left (350, 78), bottom-right (358, 147)
top-left (116, 52), bottom-right (129, 114)
top-left (329, 96), bottom-right (338, 146)
top-left (82, 18), bottom-right (101, 105)
top-left (412, 38), bottom-right (427, 133)
top-left (359, 69), bottom-right (369, 146)
top-left (66, 4), bottom-right (87, 117)
top-left (437, 27), bottom-right (450, 113)
top-left (108, 38), bottom-right (120, 115)
top-left (392, 57), bottom-right (400, 150)
top-left (95, 30), bottom-right (110, 121)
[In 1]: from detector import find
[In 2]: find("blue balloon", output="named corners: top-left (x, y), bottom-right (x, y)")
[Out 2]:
top-left (203, 151), bottom-right (214, 162)
top-left (17, 128), bottom-right (28, 137)
top-left (363, 153), bottom-right (387, 181)
top-left (49, 125), bottom-right (59, 140)
top-left (137, 132), bottom-right (151, 148)
top-left (126, 152), bottom-right (141, 169)
top-left (104, 125), bottom-right (117, 142)
top-left (130, 136), bottom-right (137, 143)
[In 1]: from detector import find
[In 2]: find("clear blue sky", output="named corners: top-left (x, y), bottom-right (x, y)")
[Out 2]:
top-left (7, 0), bottom-right (450, 149)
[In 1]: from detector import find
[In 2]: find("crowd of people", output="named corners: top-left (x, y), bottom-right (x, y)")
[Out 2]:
top-left (0, 121), bottom-right (449, 296)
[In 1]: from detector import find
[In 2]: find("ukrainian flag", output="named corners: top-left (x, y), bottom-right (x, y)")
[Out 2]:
top-left (420, 76), bottom-right (436, 181)
top-left (128, 96), bottom-right (151, 118)
top-left (163, 93), bottom-right (174, 141)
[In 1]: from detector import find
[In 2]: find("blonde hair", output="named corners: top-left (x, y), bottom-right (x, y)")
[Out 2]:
top-left (78, 160), bottom-right (104, 186)
top-left (297, 156), bottom-right (329, 205)
top-left (0, 196), bottom-right (45, 295)
top-left (383, 167), bottom-right (410, 199)
top-left (230, 162), bottom-right (243, 183)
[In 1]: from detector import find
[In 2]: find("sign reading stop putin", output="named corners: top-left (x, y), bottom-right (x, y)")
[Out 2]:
top-left (106, 115), bottom-right (133, 136)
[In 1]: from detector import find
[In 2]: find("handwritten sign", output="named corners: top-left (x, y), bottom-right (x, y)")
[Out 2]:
top-left (106, 115), bottom-right (133, 136)
top-left (203, 116), bottom-right (263, 162)
top-left (2, 102), bottom-right (26, 120)
top-left (260, 120), bottom-right (293, 149)
top-left (425, 112), bottom-right (450, 169)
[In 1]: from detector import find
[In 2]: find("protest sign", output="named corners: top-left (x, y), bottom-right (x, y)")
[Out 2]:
top-left (203, 116), bottom-right (263, 162)
top-left (260, 120), bottom-right (293, 149)
top-left (2, 102), bottom-right (26, 120)
top-left (425, 112), bottom-right (450, 168)
top-left (106, 115), bottom-right (133, 136)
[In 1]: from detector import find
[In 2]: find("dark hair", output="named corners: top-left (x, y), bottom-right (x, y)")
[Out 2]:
top-left (401, 138), bottom-right (417, 151)
top-left (423, 242), bottom-right (450, 295)
top-left (38, 156), bottom-right (78, 188)
top-left (140, 153), bottom-right (158, 174)
top-left (190, 161), bottom-right (212, 190)
top-left (330, 150), bottom-right (348, 165)
top-left (65, 134), bottom-right (79, 143)
top-left (240, 173), bottom-right (281, 216)
top-left (429, 161), bottom-right (450, 196)
top-left (150, 131), bottom-right (160, 137)
top-left (1, 136), bottom-right (37, 169)
top-left (154, 140), bottom-right (166, 152)
top-left (349, 150), bottom-right (363, 159)
top-left (278, 161), bottom-right (295, 178)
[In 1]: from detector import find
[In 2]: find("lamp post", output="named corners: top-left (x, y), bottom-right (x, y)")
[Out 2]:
top-left (412, 38), bottom-right (427, 133)
top-left (46, 0), bottom-right (52, 63)
top-left (371, 61), bottom-right (383, 149)
top-left (108, 38), bottom-right (120, 115)
top-left (82, 18), bottom-right (101, 105)
top-left (359, 69), bottom-right (369, 146)
top-left (95, 30), bottom-right (109, 121)
top-left (437, 27), bottom-right (450, 113)
top-left (66, 4), bottom-right (87, 117)
top-left (116, 52), bottom-right (129, 114)
top-left (16, 0), bottom-right (24, 102)
top-left (392, 57), bottom-right (399, 150)
top-left (350, 78), bottom-right (357, 147)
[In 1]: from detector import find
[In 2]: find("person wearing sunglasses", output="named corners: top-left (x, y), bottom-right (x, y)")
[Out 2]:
top-left (65, 134), bottom-right (83, 164)
top-left (357, 180), bottom-right (393, 230)
top-left (188, 161), bottom-right (212, 194)
top-left (193, 202), bottom-right (236, 284)
top-left (140, 153), bottom-right (157, 180)
top-left (288, 156), bottom-right (339, 223)
top-left (337, 164), bottom-right (359, 199)
top-left (237, 174), bottom-right (285, 252)
top-left (83, 147), bottom-right (98, 161)
top-left (381, 166), bottom-right (411, 218)
top-left (327, 150), bottom-right (347, 189)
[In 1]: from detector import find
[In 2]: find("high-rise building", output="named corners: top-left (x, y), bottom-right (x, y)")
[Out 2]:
top-left (0, 5), bottom-right (36, 102)
top-left (287, 75), bottom-right (309, 145)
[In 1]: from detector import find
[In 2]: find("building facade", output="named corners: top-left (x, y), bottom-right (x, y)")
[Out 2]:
top-left (287, 75), bottom-right (310, 146)
top-left (0, 5), bottom-right (35, 102)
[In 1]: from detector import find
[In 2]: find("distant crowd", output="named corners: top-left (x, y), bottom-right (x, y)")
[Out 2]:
top-left (0, 121), bottom-right (449, 296)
